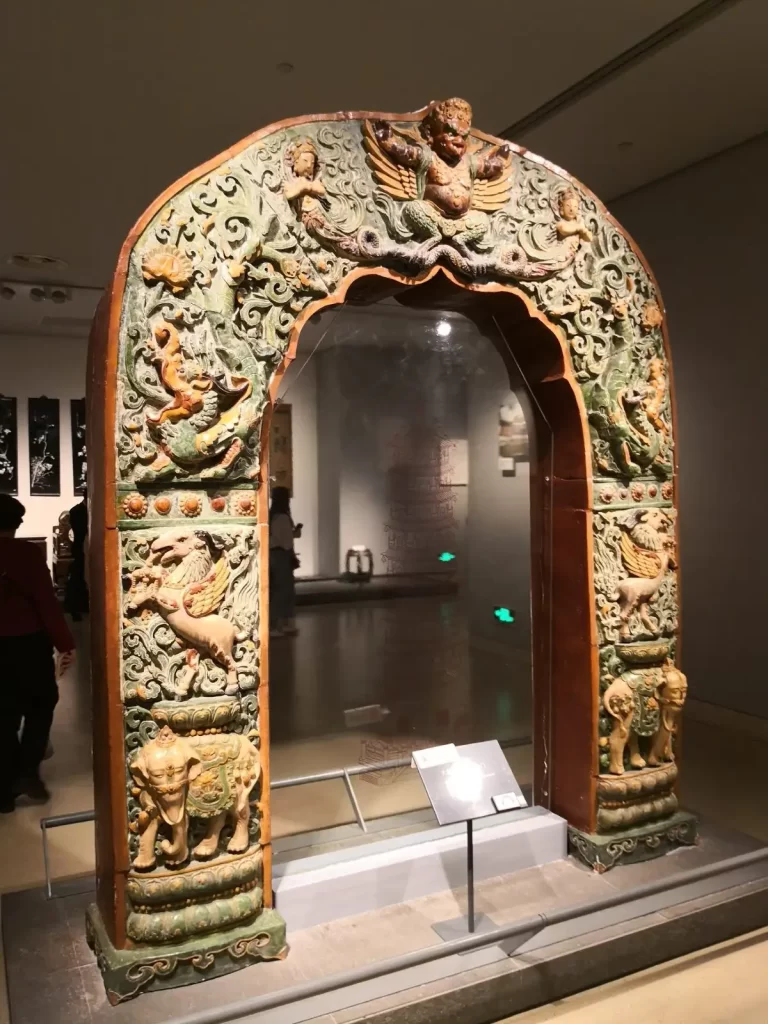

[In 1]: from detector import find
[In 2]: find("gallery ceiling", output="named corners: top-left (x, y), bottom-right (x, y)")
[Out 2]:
top-left (0, 0), bottom-right (766, 294)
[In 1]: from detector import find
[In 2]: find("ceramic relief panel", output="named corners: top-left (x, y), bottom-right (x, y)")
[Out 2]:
top-left (89, 97), bottom-right (688, 1001)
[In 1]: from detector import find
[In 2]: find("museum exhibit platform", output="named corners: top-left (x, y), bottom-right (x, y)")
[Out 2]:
top-left (273, 805), bottom-right (565, 930)
top-left (4, 818), bottom-right (767, 1024)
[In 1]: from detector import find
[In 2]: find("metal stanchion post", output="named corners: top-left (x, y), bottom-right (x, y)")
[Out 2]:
top-left (466, 819), bottom-right (475, 932)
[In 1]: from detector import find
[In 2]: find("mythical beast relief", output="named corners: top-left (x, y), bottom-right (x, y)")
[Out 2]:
top-left (594, 507), bottom-right (677, 646)
top-left (122, 526), bottom-right (260, 702)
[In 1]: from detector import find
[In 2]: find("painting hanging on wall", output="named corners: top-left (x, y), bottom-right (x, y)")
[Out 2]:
top-left (0, 396), bottom-right (18, 495)
top-left (269, 403), bottom-right (293, 494)
top-left (71, 398), bottom-right (87, 494)
top-left (28, 396), bottom-right (60, 496)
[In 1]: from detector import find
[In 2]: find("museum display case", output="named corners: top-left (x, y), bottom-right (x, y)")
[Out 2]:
top-left (267, 297), bottom-right (544, 833)
top-left (86, 96), bottom-right (689, 1002)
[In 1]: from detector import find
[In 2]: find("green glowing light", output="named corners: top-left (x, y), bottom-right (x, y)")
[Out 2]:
top-left (494, 607), bottom-right (516, 624)
top-left (438, 552), bottom-right (456, 562)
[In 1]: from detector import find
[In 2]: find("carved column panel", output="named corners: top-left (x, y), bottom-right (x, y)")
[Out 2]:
top-left (85, 291), bottom-right (287, 999)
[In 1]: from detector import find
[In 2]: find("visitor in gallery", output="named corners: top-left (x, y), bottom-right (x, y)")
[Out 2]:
top-left (0, 494), bottom-right (75, 811)
top-left (268, 485), bottom-right (302, 637)
top-left (65, 490), bottom-right (89, 621)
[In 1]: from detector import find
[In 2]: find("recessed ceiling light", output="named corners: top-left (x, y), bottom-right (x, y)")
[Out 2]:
top-left (9, 252), bottom-right (69, 271)
top-left (436, 320), bottom-right (452, 337)
top-left (276, 62), bottom-right (294, 75)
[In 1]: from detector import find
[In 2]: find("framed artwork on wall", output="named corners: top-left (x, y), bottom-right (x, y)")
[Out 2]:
top-left (441, 438), bottom-right (468, 487)
top-left (28, 396), bottom-right (60, 496)
top-left (269, 403), bottom-right (293, 494)
top-left (498, 395), bottom-right (528, 476)
top-left (0, 395), bottom-right (18, 495)
top-left (71, 398), bottom-right (87, 494)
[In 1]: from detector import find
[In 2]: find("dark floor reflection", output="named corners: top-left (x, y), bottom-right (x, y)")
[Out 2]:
top-left (269, 596), bottom-right (532, 761)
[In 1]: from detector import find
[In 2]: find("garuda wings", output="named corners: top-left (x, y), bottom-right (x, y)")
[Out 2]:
top-left (362, 121), bottom-right (512, 213)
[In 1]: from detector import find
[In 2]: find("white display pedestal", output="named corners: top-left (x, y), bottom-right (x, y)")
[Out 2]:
top-left (273, 805), bottom-right (566, 931)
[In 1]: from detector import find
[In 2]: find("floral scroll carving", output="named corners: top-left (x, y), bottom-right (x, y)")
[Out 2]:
top-left (116, 97), bottom-right (674, 490)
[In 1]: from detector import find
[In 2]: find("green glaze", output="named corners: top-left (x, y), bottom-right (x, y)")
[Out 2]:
top-left (86, 904), bottom-right (287, 1005)
top-left (569, 811), bottom-right (698, 873)
top-left (95, 97), bottom-right (693, 1002)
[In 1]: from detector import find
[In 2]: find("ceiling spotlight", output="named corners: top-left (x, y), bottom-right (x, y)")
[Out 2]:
top-left (29, 287), bottom-right (46, 302)
top-left (436, 320), bottom-right (452, 337)
top-left (0, 285), bottom-right (15, 300)
top-left (276, 62), bottom-right (294, 75)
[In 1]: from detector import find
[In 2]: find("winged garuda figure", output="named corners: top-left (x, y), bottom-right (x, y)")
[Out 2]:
top-left (363, 97), bottom-right (512, 256)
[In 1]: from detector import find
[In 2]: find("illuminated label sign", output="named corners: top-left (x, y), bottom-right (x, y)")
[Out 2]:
top-left (493, 607), bottom-right (516, 624)
top-left (438, 552), bottom-right (456, 562)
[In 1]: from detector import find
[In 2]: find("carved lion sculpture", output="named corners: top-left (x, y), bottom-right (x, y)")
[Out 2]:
top-left (130, 725), bottom-right (260, 870)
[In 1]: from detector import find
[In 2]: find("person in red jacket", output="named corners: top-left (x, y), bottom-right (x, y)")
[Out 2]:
top-left (0, 494), bottom-right (76, 811)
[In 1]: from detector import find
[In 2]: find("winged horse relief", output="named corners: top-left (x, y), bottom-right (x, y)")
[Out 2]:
top-left (126, 529), bottom-right (255, 698)
top-left (599, 509), bottom-right (677, 642)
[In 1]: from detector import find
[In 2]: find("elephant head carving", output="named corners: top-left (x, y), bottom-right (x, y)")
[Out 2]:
top-left (603, 668), bottom-right (661, 775)
top-left (131, 726), bottom-right (202, 826)
top-left (649, 662), bottom-right (688, 766)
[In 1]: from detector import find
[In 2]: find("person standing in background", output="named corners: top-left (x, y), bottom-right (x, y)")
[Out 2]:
top-left (0, 494), bottom-right (75, 811)
top-left (268, 486), bottom-right (302, 638)
top-left (65, 490), bottom-right (89, 621)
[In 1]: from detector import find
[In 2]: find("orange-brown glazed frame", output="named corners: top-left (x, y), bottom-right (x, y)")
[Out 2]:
top-left (87, 103), bottom-right (679, 949)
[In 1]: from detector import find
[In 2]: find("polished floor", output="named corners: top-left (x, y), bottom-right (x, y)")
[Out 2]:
top-left (0, 602), bottom-right (766, 1022)
top-left (499, 927), bottom-right (768, 1024)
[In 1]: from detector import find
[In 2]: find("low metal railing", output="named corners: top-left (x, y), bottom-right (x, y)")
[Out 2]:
top-left (164, 847), bottom-right (768, 1024)
top-left (39, 737), bottom-right (531, 898)
top-left (33, 753), bottom-right (768, 1024)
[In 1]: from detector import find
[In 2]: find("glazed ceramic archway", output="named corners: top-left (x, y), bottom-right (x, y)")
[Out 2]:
top-left (86, 98), bottom-right (695, 1002)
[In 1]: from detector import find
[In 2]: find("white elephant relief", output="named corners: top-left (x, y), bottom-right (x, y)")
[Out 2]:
top-left (603, 662), bottom-right (688, 775)
top-left (130, 725), bottom-right (260, 870)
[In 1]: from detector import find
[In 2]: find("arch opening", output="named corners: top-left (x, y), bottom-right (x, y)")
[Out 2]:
top-left (263, 269), bottom-right (594, 844)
